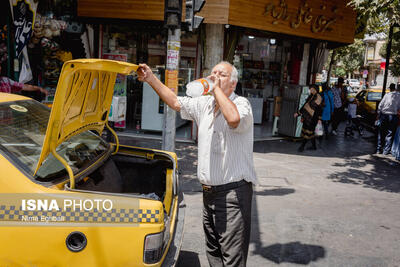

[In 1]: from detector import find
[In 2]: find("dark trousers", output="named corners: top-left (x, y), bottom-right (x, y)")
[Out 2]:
top-left (331, 107), bottom-right (343, 131)
top-left (322, 120), bottom-right (330, 138)
top-left (203, 181), bottom-right (253, 267)
top-left (300, 137), bottom-right (316, 149)
top-left (377, 114), bottom-right (399, 153)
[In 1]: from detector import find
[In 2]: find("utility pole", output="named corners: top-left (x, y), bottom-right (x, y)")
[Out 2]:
top-left (162, 0), bottom-right (205, 151)
top-left (163, 28), bottom-right (181, 152)
top-left (382, 24), bottom-right (394, 99)
top-left (163, 0), bottom-right (182, 152)
top-left (326, 50), bottom-right (336, 86)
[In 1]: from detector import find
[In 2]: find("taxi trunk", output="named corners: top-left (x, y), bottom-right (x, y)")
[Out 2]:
top-left (0, 60), bottom-right (184, 267)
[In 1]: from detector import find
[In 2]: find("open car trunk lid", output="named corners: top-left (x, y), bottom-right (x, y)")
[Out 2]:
top-left (33, 59), bottom-right (138, 175)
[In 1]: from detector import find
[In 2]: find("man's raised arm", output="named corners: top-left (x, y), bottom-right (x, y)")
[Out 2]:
top-left (137, 64), bottom-right (181, 112)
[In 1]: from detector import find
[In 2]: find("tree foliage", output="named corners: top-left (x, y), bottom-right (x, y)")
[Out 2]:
top-left (349, 0), bottom-right (400, 77)
top-left (328, 39), bottom-right (365, 78)
top-left (349, 0), bottom-right (400, 27)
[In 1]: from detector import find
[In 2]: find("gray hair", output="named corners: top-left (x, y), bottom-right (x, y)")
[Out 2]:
top-left (218, 61), bottom-right (238, 83)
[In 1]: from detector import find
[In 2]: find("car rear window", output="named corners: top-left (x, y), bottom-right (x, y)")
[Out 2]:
top-left (0, 100), bottom-right (109, 180)
top-left (0, 100), bottom-right (49, 174)
top-left (368, 92), bottom-right (382, 101)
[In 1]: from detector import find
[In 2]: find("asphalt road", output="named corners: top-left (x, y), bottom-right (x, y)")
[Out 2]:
top-left (121, 125), bottom-right (400, 267)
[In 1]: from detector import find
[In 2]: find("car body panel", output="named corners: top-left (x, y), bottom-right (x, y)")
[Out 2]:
top-left (355, 89), bottom-right (382, 125)
top-left (0, 59), bottom-right (184, 266)
top-left (0, 93), bottom-right (31, 102)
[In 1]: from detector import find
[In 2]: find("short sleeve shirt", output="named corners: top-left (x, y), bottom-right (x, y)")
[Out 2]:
top-left (0, 77), bottom-right (24, 94)
top-left (177, 93), bottom-right (258, 186)
top-left (378, 91), bottom-right (400, 115)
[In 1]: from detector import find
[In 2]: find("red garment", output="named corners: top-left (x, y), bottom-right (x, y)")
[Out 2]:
top-left (0, 76), bottom-right (23, 93)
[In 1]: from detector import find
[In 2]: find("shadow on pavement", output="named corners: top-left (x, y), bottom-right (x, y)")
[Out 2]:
top-left (255, 241), bottom-right (326, 264)
top-left (176, 250), bottom-right (201, 267)
top-left (327, 156), bottom-right (400, 193)
top-left (254, 126), bottom-right (377, 159)
top-left (255, 187), bottom-right (295, 196)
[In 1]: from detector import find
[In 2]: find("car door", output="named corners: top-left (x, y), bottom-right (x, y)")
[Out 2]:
top-left (356, 90), bottom-right (367, 116)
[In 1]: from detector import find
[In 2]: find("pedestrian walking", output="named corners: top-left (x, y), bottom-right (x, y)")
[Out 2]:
top-left (137, 61), bottom-right (257, 267)
top-left (376, 84), bottom-right (400, 154)
top-left (331, 77), bottom-right (347, 135)
top-left (344, 97), bottom-right (363, 136)
top-left (321, 83), bottom-right (334, 139)
top-left (0, 65), bottom-right (48, 95)
top-left (294, 84), bottom-right (323, 152)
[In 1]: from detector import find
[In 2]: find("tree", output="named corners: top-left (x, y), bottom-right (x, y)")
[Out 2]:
top-left (349, 0), bottom-right (400, 94)
top-left (349, 0), bottom-right (400, 27)
top-left (325, 39), bottom-right (365, 78)
top-left (334, 39), bottom-right (365, 77)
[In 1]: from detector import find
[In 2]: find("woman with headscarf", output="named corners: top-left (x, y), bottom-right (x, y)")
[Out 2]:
top-left (294, 84), bottom-right (323, 152)
top-left (321, 83), bottom-right (334, 139)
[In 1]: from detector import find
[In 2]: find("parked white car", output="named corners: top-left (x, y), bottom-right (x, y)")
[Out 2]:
top-left (347, 79), bottom-right (361, 89)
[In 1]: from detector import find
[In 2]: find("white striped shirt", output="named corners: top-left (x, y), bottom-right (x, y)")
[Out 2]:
top-left (178, 93), bottom-right (258, 186)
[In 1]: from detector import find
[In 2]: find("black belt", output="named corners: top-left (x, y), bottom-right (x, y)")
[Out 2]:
top-left (202, 180), bottom-right (249, 193)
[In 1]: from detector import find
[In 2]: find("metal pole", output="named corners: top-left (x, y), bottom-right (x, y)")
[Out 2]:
top-left (382, 24), bottom-right (394, 98)
top-left (326, 50), bottom-right (336, 86)
top-left (162, 28), bottom-right (181, 152)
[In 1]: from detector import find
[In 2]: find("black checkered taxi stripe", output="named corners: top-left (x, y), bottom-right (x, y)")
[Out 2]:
top-left (0, 206), bottom-right (161, 223)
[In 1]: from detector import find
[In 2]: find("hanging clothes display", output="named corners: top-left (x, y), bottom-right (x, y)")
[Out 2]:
top-left (9, 0), bottom-right (38, 83)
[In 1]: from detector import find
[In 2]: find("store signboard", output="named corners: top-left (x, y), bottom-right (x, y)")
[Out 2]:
top-left (367, 47), bottom-right (374, 61)
top-left (165, 70), bottom-right (179, 92)
top-left (166, 41), bottom-right (180, 70)
top-left (380, 59), bottom-right (386, 70)
top-left (102, 53), bottom-right (128, 128)
top-left (79, 0), bottom-right (356, 44)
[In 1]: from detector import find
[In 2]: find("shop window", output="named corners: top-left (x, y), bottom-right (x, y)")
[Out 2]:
top-left (235, 35), bottom-right (283, 100)
top-left (100, 24), bottom-right (198, 138)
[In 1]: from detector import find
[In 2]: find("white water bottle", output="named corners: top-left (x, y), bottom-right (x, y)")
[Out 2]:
top-left (186, 77), bottom-right (214, 97)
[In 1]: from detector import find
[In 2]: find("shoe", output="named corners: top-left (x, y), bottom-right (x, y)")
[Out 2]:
top-left (383, 151), bottom-right (390, 155)
top-left (298, 145), bottom-right (305, 152)
top-left (375, 150), bottom-right (382, 154)
top-left (331, 130), bottom-right (337, 135)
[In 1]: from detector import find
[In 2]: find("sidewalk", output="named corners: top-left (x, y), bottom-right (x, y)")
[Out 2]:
top-left (120, 126), bottom-right (400, 267)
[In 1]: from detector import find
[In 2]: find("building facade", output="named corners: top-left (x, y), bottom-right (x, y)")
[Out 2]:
top-left (2, 0), bottom-right (357, 140)
top-left (363, 34), bottom-right (400, 87)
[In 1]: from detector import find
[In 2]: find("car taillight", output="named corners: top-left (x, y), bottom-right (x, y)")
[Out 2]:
top-left (143, 232), bottom-right (164, 264)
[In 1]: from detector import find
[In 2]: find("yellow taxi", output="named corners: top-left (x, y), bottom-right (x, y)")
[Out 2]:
top-left (0, 59), bottom-right (184, 266)
top-left (355, 88), bottom-right (382, 124)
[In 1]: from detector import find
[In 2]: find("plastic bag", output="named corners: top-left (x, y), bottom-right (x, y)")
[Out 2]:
top-left (315, 121), bottom-right (324, 136)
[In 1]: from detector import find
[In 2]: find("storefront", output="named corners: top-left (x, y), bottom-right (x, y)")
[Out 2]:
top-left (2, 0), bottom-right (357, 141)
top-left (77, 0), bottom-right (357, 140)
top-left (97, 22), bottom-right (198, 139)
top-left (197, 0), bottom-right (356, 139)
